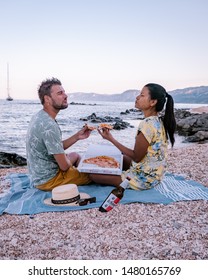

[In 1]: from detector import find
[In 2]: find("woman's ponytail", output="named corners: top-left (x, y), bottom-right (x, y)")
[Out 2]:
top-left (163, 93), bottom-right (176, 147)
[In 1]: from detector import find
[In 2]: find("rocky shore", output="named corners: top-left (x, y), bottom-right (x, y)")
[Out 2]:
top-left (0, 143), bottom-right (207, 260)
top-left (81, 107), bottom-right (208, 142)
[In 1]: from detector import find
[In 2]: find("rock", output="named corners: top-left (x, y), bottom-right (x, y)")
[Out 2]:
top-left (113, 120), bottom-right (133, 130)
top-left (174, 109), bottom-right (192, 119)
top-left (120, 108), bottom-right (143, 120)
top-left (186, 131), bottom-right (208, 142)
top-left (175, 109), bottom-right (208, 143)
top-left (120, 109), bottom-right (131, 115)
top-left (0, 152), bottom-right (27, 168)
top-left (80, 113), bottom-right (98, 121)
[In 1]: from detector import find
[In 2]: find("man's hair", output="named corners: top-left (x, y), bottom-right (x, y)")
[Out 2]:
top-left (38, 78), bottom-right (62, 105)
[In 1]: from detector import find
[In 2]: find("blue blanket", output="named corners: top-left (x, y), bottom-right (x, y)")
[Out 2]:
top-left (0, 173), bottom-right (208, 215)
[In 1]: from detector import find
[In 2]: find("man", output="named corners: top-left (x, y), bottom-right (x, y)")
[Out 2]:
top-left (26, 78), bottom-right (92, 191)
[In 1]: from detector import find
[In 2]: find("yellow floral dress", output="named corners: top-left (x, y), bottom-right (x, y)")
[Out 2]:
top-left (122, 116), bottom-right (168, 190)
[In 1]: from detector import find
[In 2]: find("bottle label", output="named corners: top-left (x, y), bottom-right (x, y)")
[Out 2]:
top-left (102, 193), bottom-right (121, 212)
top-left (120, 178), bottom-right (130, 189)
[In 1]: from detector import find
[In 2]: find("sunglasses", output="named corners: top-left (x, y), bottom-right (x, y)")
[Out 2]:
top-left (76, 196), bottom-right (96, 206)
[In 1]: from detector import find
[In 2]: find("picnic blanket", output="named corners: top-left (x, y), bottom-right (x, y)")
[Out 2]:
top-left (0, 172), bottom-right (208, 215)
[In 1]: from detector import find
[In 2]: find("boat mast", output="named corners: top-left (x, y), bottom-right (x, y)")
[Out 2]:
top-left (6, 63), bottom-right (13, 101)
top-left (7, 62), bottom-right (10, 98)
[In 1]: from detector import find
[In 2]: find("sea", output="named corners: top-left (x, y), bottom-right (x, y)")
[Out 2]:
top-left (0, 99), bottom-right (207, 158)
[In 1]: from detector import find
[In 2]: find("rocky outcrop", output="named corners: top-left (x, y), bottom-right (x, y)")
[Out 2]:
top-left (69, 102), bottom-right (96, 106)
top-left (175, 109), bottom-right (208, 143)
top-left (80, 110), bottom-right (208, 142)
top-left (80, 113), bottom-right (134, 130)
top-left (0, 152), bottom-right (27, 168)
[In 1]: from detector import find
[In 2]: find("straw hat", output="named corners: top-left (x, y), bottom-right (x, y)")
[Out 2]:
top-left (44, 184), bottom-right (91, 206)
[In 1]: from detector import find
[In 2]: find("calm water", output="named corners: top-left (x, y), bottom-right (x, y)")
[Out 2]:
top-left (0, 99), bottom-right (207, 158)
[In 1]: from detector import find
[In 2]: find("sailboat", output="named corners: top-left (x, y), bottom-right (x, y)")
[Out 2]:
top-left (6, 63), bottom-right (13, 101)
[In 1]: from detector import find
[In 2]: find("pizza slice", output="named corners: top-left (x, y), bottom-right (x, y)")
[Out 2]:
top-left (98, 123), bottom-right (113, 130)
top-left (84, 123), bottom-right (97, 130)
top-left (83, 155), bottom-right (119, 168)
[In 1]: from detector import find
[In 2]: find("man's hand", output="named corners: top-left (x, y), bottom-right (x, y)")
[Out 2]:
top-left (76, 126), bottom-right (92, 140)
top-left (63, 126), bottom-right (92, 150)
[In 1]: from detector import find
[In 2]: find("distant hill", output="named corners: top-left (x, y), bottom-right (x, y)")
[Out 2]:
top-left (169, 86), bottom-right (208, 103)
top-left (68, 89), bottom-right (139, 102)
top-left (68, 86), bottom-right (208, 104)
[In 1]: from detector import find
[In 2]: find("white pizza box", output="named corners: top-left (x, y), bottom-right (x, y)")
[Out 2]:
top-left (78, 144), bottom-right (123, 175)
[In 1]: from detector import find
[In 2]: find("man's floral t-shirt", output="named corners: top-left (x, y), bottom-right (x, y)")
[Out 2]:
top-left (26, 110), bottom-right (64, 187)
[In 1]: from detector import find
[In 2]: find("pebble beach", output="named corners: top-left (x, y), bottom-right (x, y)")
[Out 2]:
top-left (0, 143), bottom-right (207, 260)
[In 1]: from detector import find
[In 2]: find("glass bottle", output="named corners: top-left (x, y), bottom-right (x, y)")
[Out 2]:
top-left (99, 177), bottom-right (131, 212)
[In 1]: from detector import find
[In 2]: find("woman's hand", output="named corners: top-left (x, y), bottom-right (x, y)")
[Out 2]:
top-left (97, 127), bottom-right (114, 142)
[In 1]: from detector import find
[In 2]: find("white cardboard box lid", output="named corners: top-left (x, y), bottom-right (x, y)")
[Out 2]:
top-left (77, 144), bottom-right (123, 175)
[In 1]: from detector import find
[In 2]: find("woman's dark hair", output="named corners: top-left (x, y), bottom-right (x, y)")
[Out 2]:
top-left (145, 83), bottom-right (176, 147)
top-left (38, 77), bottom-right (62, 105)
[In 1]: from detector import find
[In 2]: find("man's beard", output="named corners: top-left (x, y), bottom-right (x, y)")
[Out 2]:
top-left (52, 100), bottom-right (68, 110)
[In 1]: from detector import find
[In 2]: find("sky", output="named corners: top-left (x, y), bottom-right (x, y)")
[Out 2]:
top-left (0, 0), bottom-right (208, 100)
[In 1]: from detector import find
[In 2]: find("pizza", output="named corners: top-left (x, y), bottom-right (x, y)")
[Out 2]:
top-left (98, 123), bottom-right (113, 130)
top-left (83, 155), bottom-right (120, 168)
top-left (84, 124), bottom-right (97, 130)
top-left (84, 123), bottom-right (113, 131)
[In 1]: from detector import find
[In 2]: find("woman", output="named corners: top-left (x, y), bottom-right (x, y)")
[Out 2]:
top-left (89, 83), bottom-right (176, 190)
